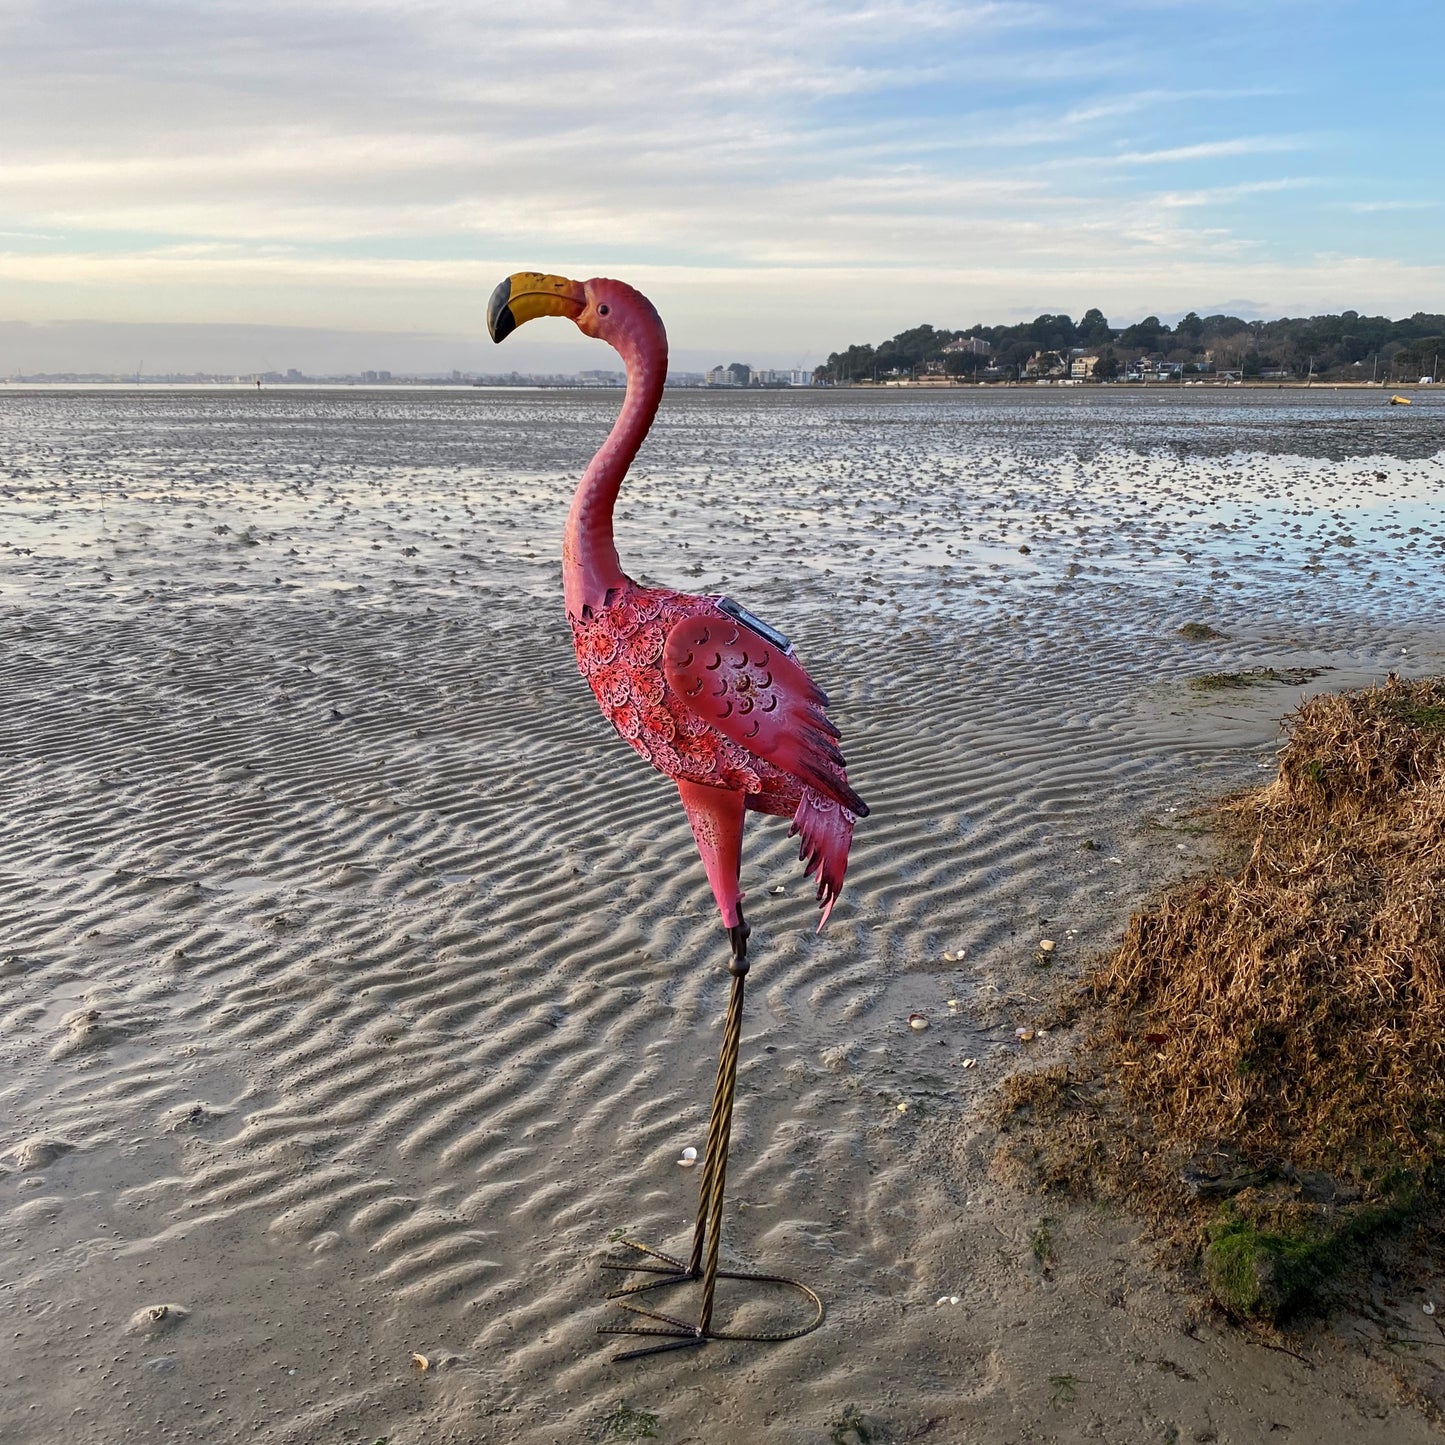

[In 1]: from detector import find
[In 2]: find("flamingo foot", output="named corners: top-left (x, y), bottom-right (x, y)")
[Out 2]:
top-left (727, 902), bottom-right (750, 969)
top-left (599, 1242), bottom-right (823, 1362)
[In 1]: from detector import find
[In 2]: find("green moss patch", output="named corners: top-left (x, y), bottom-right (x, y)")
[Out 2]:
top-left (1188, 666), bottom-right (1324, 692)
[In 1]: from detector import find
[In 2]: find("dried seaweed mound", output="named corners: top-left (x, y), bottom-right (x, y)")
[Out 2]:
top-left (1096, 674), bottom-right (1445, 1179)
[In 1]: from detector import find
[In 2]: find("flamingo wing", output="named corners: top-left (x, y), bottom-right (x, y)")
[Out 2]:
top-left (663, 610), bottom-right (867, 817)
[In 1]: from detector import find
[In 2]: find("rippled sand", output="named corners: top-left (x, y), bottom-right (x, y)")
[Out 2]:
top-left (3, 386), bottom-right (1445, 1442)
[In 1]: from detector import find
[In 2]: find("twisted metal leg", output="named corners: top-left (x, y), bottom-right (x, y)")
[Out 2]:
top-left (599, 921), bottom-right (824, 1361)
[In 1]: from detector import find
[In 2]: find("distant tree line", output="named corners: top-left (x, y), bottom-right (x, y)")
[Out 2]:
top-left (816, 309), bottom-right (1445, 383)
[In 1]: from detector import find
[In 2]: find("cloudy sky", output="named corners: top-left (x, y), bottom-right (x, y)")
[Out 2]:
top-left (2, 0), bottom-right (1442, 373)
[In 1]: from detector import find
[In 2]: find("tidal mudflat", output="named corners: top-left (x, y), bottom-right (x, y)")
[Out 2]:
top-left (3, 385), bottom-right (1444, 1442)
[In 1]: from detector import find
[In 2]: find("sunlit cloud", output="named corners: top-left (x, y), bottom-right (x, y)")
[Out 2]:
top-left (0, 0), bottom-right (1438, 365)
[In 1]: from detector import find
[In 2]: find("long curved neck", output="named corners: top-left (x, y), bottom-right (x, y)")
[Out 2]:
top-left (563, 314), bottom-right (667, 620)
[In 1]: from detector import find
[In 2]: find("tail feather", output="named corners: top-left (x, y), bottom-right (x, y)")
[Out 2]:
top-left (788, 787), bottom-right (858, 931)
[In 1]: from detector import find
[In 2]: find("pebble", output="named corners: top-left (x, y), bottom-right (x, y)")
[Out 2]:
top-left (126, 1304), bottom-right (190, 1336)
top-left (9, 1136), bottom-right (73, 1172)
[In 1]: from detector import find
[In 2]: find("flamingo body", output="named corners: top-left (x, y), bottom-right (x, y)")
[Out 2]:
top-left (488, 271), bottom-right (867, 943)
top-left (572, 580), bottom-right (865, 927)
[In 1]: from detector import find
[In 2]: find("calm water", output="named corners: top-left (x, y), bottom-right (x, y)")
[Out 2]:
top-left (2, 385), bottom-right (1443, 626)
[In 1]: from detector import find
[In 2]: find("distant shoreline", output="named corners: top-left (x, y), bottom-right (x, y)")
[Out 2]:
top-left (0, 378), bottom-right (1437, 395)
top-left (850, 379), bottom-right (1434, 391)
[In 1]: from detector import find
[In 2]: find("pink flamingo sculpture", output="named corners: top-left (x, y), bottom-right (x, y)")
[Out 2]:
top-left (488, 272), bottom-right (867, 1358)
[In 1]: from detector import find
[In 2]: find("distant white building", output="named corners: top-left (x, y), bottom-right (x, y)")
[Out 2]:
top-left (706, 363), bottom-right (755, 386)
top-left (748, 368), bottom-right (813, 386)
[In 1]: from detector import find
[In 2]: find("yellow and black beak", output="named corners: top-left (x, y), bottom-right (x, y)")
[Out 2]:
top-left (487, 272), bottom-right (587, 342)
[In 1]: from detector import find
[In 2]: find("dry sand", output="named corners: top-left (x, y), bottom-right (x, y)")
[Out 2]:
top-left (3, 386), bottom-right (1445, 1443)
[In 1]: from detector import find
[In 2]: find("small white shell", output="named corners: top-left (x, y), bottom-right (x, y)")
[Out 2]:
top-left (678, 1146), bottom-right (698, 1168)
top-left (1015, 1027), bottom-right (1036, 1042)
top-left (1425, 1302), bottom-right (1437, 1316)
top-left (125, 1303), bottom-right (190, 1336)
top-left (961, 1057), bottom-right (977, 1069)
top-left (1038, 939), bottom-right (1056, 953)
top-left (908, 1013), bottom-right (929, 1031)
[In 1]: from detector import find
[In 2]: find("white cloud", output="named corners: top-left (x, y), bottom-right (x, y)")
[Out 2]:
top-left (1154, 178), bottom-right (1316, 209)
top-left (1107, 136), bottom-right (1309, 166)
top-left (1343, 199), bottom-right (1440, 214)
top-left (0, 0), bottom-right (1430, 360)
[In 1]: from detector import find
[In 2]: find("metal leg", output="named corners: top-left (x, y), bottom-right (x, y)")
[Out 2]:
top-left (599, 916), bottom-right (824, 1361)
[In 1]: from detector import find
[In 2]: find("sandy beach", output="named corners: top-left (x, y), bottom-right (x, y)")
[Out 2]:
top-left (4, 384), bottom-right (1445, 1443)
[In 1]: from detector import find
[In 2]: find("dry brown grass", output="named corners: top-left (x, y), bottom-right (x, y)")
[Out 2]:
top-left (991, 676), bottom-right (1445, 1317)
top-left (1095, 674), bottom-right (1445, 1180)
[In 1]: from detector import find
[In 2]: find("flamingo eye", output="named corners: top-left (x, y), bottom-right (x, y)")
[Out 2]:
top-left (597, 304), bottom-right (610, 316)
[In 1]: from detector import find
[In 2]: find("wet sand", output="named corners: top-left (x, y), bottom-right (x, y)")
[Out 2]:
top-left (3, 386), bottom-right (1445, 1443)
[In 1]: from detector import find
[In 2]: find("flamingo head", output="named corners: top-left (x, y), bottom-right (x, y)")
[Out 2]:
top-left (487, 272), bottom-right (665, 362)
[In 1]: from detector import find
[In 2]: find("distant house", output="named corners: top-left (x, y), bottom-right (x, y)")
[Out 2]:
top-left (1127, 358), bottom-right (1183, 382)
top-left (1023, 350), bottom-right (1067, 379)
top-left (1070, 354), bottom-right (1099, 379)
top-left (943, 335), bottom-right (993, 356)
